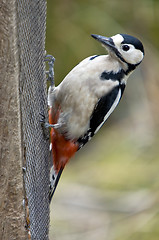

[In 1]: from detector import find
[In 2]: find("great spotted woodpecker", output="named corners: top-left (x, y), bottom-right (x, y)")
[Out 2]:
top-left (46, 33), bottom-right (144, 201)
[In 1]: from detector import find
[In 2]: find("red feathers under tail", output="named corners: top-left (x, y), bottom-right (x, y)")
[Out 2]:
top-left (49, 106), bottom-right (78, 200)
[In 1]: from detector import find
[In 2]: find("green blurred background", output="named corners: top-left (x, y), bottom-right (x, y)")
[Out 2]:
top-left (46, 1), bottom-right (159, 239)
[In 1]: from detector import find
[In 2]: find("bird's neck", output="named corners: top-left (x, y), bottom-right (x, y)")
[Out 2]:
top-left (108, 52), bottom-right (139, 76)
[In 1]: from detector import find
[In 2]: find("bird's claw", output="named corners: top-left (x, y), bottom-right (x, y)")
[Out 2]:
top-left (39, 112), bottom-right (50, 140)
top-left (45, 54), bottom-right (55, 86)
top-left (39, 112), bottom-right (60, 129)
top-left (39, 112), bottom-right (46, 123)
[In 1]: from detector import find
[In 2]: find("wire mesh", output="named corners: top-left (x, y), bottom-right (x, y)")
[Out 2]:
top-left (17, 1), bottom-right (50, 239)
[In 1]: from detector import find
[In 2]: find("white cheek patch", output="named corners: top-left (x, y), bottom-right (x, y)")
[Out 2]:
top-left (122, 48), bottom-right (144, 65)
top-left (130, 49), bottom-right (144, 64)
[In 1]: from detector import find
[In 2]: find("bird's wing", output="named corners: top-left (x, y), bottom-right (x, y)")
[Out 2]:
top-left (77, 83), bottom-right (125, 148)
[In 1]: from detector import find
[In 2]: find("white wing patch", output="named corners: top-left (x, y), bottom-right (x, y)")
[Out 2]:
top-left (94, 87), bottom-right (121, 134)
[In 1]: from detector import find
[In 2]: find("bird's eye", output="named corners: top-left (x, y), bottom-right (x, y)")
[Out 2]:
top-left (122, 45), bottom-right (130, 51)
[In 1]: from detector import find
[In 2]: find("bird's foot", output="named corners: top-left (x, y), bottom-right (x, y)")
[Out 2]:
top-left (40, 112), bottom-right (61, 129)
top-left (45, 54), bottom-right (55, 86)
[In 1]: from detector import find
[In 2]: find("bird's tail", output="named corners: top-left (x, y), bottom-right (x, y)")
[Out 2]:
top-left (49, 165), bottom-right (64, 203)
top-left (49, 143), bottom-right (64, 202)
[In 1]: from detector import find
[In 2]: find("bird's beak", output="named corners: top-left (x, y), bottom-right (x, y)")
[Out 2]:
top-left (91, 34), bottom-right (116, 51)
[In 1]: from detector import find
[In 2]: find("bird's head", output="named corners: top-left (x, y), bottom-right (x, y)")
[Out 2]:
top-left (91, 33), bottom-right (144, 66)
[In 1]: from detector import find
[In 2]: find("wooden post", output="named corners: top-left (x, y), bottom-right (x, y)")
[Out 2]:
top-left (0, 0), bottom-right (27, 239)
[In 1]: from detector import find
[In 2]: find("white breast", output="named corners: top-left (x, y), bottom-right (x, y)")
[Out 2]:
top-left (54, 55), bottom-right (122, 139)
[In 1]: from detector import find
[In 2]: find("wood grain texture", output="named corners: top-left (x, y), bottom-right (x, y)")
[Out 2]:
top-left (0, 0), bottom-right (27, 239)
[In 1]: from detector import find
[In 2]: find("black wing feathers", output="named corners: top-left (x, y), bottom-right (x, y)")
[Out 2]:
top-left (90, 86), bottom-right (119, 132)
top-left (77, 84), bottom-right (125, 148)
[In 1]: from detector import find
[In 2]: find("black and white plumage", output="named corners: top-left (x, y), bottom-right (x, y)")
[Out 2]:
top-left (48, 33), bottom-right (144, 200)
top-left (48, 33), bottom-right (144, 147)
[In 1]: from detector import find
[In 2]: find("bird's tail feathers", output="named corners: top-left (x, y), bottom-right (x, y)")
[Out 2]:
top-left (49, 165), bottom-right (64, 202)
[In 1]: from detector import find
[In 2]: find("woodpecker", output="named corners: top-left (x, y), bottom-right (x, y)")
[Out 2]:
top-left (47, 33), bottom-right (144, 201)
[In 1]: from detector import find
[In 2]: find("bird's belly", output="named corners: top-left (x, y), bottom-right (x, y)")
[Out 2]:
top-left (58, 92), bottom-right (97, 140)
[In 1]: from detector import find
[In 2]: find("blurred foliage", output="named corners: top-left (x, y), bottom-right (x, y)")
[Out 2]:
top-left (46, 0), bottom-right (159, 239)
top-left (46, 0), bottom-right (159, 83)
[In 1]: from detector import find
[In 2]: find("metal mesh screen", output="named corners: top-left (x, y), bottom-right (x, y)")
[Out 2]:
top-left (16, 1), bottom-right (50, 239)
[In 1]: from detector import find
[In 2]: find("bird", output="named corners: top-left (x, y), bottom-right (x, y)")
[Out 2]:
top-left (47, 33), bottom-right (145, 201)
